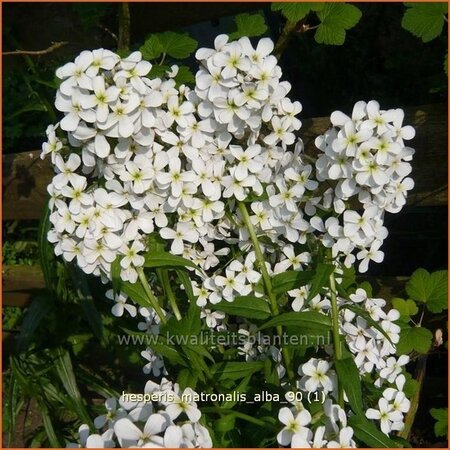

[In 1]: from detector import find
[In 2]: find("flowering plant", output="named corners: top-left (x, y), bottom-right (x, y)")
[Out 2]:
top-left (42, 33), bottom-right (420, 448)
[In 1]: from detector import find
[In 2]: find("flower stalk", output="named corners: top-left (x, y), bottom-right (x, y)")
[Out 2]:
top-left (137, 267), bottom-right (167, 325)
top-left (237, 201), bottom-right (295, 384)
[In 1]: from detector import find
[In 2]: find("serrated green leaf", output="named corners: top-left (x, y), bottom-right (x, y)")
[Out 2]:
top-left (260, 311), bottom-right (332, 332)
top-left (272, 270), bottom-right (314, 295)
top-left (209, 295), bottom-right (271, 320)
top-left (406, 269), bottom-right (448, 313)
top-left (147, 64), bottom-right (170, 80)
top-left (158, 31), bottom-right (198, 59)
top-left (335, 358), bottom-right (363, 416)
top-left (403, 371), bottom-right (419, 397)
top-left (392, 297), bottom-right (419, 319)
top-left (173, 65), bottom-right (195, 87)
top-left (315, 3), bottom-right (362, 46)
top-left (271, 2), bottom-right (324, 22)
top-left (140, 34), bottom-right (164, 60)
top-left (397, 326), bottom-right (433, 355)
top-left (430, 408), bottom-right (448, 438)
top-left (229, 12), bottom-right (268, 40)
top-left (349, 415), bottom-right (402, 447)
top-left (402, 3), bottom-right (447, 43)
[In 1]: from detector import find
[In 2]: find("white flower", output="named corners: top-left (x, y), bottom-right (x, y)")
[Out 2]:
top-left (327, 426), bottom-right (356, 448)
top-left (299, 358), bottom-right (334, 393)
top-left (366, 398), bottom-right (404, 434)
top-left (277, 407), bottom-right (312, 446)
top-left (114, 414), bottom-right (167, 447)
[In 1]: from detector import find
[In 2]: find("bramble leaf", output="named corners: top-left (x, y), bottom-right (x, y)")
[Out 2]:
top-left (391, 297), bottom-right (419, 319)
top-left (430, 408), bottom-right (448, 438)
top-left (229, 12), bottom-right (267, 40)
top-left (140, 34), bottom-right (164, 60)
top-left (397, 326), bottom-right (433, 355)
top-left (315, 3), bottom-right (362, 45)
top-left (271, 2), bottom-right (324, 22)
top-left (406, 269), bottom-right (448, 313)
top-left (402, 3), bottom-right (448, 43)
top-left (140, 31), bottom-right (198, 61)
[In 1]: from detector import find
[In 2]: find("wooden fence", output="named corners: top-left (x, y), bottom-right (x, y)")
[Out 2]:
top-left (2, 103), bottom-right (447, 307)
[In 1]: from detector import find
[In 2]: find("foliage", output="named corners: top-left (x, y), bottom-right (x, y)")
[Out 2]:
top-left (430, 408), bottom-right (448, 438)
top-left (229, 12), bottom-right (268, 40)
top-left (271, 1), bottom-right (362, 45)
top-left (401, 2), bottom-right (448, 43)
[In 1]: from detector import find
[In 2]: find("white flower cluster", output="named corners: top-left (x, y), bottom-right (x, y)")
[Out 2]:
top-left (277, 398), bottom-right (356, 447)
top-left (311, 101), bottom-right (415, 272)
top-left (67, 378), bottom-right (212, 448)
top-left (42, 36), bottom-right (310, 288)
top-left (43, 35), bottom-right (417, 448)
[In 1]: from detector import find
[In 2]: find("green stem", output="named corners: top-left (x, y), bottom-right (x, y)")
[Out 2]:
top-left (118, 3), bottom-right (131, 52)
top-left (328, 257), bottom-right (344, 407)
top-left (201, 406), bottom-right (274, 428)
top-left (237, 201), bottom-right (295, 384)
top-left (161, 270), bottom-right (182, 320)
top-left (398, 355), bottom-right (427, 440)
top-left (137, 267), bottom-right (167, 325)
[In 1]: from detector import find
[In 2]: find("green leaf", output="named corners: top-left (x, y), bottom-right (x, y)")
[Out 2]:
top-left (397, 326), bottom-right (433, 355)
top-left (111, 255), bottom-right (122, 295)
top-left (392, 297), bottom-right (419, 319)
top-left (147, 64), bottom-right (170, 80)
top-left (120, 279), bottom-right (151, 308)
top-left (39, 401), bottom-right (62, 447)
top-left (271, 2), bottom-right (324, 22)
top-left (38, 199), bottom-right (56, 291)
top-left (17, 295), bottom-right (53, 352)
top-left (70, 266), bottom-right (103, 341)
top-left (209, 295), bottom-right (271, 320)
top-left (335, 358), bottom-right (363, 416)
top-left (211, 361), bottom-right (264, 381)
top-left (140, 34), bottom-right (164, 60)
top-left (402, 3), bottom-right (447, 43)
top-left (260, 311), bottom-right (332, 332)
top-left (315, 3), bottom-right (362, 45)
top-left (444, 52), bottom-right (448, 77)
top-left (173, 65), bottom-right (195, 87)
top-left (271, 270), bottom-right (314, 295)
top-left (403, 371), bottom-right (419, 398)
top-left (430, 408), bottom-right (448, 438)
top-left (406, 269), bottom-right (448, 313)
top-left (308, 263), bottom-right (335, 300)
top-left (176, 269), bottom-right (195, 303)
top-left (51, 347), bottom-right (92, 425)
top-left (349, 415), bottom-right (402, 447)
top-left (160, 31), bottom-right (198, 59)
top-left (144, 251), bottom-right (202, 272)
top-left (215, 414), bottom-right (236, 433)
top-left (229, 12), bottom-right (268, 40)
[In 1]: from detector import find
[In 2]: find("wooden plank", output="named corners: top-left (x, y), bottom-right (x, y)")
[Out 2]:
top-left (2, 264), bottom-right (46, 307)
top-left (2, 150), bottom-right (53, 220)
top-left (2, 104), bottom-right (447, 221)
